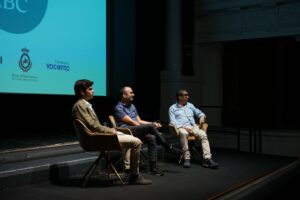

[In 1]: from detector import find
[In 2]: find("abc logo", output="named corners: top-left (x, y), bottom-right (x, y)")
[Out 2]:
top-left (0, 0), bottom-right (48, 34)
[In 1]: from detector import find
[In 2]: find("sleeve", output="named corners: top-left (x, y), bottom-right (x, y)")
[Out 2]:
top-left (114, 104), bottom-right (127, 120)
top-left (190, 103), bottom-right (206, 119)
top-left (73, 103), bottom-right (115, 134)
top-left (169, 105), bottom-right (182, 129)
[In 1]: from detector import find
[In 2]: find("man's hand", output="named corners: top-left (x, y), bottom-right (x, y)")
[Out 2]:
top-left (184, 127), bottom-right (193, 133)
top-left (152, 122), bottom-right (162, 128)
top-left (199, 116), bottom-right (206, 124)
top-left (112, 128), bottom-right (117, 135)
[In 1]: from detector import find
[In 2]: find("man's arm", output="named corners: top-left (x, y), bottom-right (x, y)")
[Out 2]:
top-left (136, 115), bottom-right (150, 125)
top-left (136, 116), bottom-right (161, 128)
top-left (73, 103), bottom-right (115, 134)
top-left (121, 115), bottom-right (140, 126)
top-left (122, 114), bottom-right (161, 127)
top-left (189, 103), bottom-right (206, 124)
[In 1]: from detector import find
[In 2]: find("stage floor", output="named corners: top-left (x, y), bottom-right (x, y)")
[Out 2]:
top-left (0, 148), bottom-right (298, 200)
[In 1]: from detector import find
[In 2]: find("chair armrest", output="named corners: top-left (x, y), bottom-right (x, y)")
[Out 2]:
top-left (169, 123), bottom-right (208, 136)
top-left (116, 127), bottom-right (133, 135)
top-left (92, 132), bottom-right (117, 136)
top-left (88, 133), bottom-right (121, 151)
top-left (198, 123), bottom-right (208, 132)
top-left (108, 115), bottom-right (117, 128)
top-left (169, 124), bottom-right (180, 137)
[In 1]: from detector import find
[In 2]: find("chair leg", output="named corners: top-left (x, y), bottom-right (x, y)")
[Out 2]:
top-left (104, 151), bottom-right (124, 185)
top-left (113, 156), bottom-right (123, 168)
top-left (191, 144), bottom-right (200, 155)
top-left (178, 154), bottom-right (183, 165)
top-left (109, 162), bottom-right (125, 185)
top-left (82, 152), bottom-right (103, 187)
top-left (178, 141), bottom-right (201, 165)
top-left (189, 141), bottom-right (202, 160)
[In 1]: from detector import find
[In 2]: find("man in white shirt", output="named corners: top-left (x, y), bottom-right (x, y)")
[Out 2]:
top-left (169, 89), bottom-right (219, 169)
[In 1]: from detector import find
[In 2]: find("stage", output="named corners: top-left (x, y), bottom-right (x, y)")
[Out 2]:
top-left (1, 147), bottom-right (298, 200)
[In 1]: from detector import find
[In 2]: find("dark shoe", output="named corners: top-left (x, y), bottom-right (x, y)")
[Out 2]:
top-left (128, 174), bottom-right (152, 185)
top-left (149, 168), bottom-right (164, 176)
top-left (203, 158), bottom-right (219, 169)
top-left (183, 159), bottom-right (191, 168)
top-left (166, 145), bottom-right (182, 155)
top-left (123, 169), bottom-right (131, 180)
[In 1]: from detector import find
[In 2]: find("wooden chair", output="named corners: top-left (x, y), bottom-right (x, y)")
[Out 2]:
top-left (73, 118), bottom-right (125, 186)
top-left (168, 123), bottom-right (208, 164)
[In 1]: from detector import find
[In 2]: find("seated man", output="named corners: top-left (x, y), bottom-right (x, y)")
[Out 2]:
top-left (169, 89), bottom-right (219, 169)
top-left (114, 86), bottom-right (181, 176)
top-left (72, 79), bottom-right (152, 185)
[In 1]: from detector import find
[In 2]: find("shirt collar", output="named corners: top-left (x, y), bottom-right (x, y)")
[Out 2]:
top-left (82, 99), bottom-right (91, 106)
top-left (176, 102), bottom-right (187, 108)
top-left (82, 99), bottom-right (94, 111)
top-left (120, 101), bottom-right (131, 108)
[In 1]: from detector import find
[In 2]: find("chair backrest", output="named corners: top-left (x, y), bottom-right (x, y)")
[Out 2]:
top-left (108, 115), bottom-right (133, 135)
top-left (169, 124), bottom-right (180, 137)
top-left (73, 118), bottom-right (121, 152)
top-left (108, 115), bottom-right (117, 128)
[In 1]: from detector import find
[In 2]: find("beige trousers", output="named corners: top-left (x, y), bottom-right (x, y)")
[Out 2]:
top-left (178, 125), bottom-right (212, 160)
top-left (117, 131), bottom-right (142, 175)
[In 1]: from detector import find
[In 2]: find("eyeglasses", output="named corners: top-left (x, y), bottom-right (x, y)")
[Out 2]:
top-left (179, 93), bottom-right (189, 97)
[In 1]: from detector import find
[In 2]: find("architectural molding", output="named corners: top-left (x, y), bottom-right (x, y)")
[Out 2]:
top-left (195, 1), bottom-right (300, 42)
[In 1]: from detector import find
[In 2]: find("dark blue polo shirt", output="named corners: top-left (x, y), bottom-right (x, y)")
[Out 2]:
top-left (114, 101), bottom-right (139, 127)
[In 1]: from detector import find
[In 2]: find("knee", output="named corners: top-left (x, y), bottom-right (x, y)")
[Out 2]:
top-left (144, 134), bottom-right (156, 144)
top-left (197, 132), bottom-right (208, 140)
top-left (145, 123), bottom-right (156, 132)
top-left (133, 137), bottom-right (142, 148)
top-left (179, 131), bottom-right (189, 138)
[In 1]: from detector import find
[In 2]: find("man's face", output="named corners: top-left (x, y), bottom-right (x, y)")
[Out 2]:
top-left (123, 87), bottom-right (135, 102)
top-left (178, 91), bottom-right (189, 104)
top-left (82, 86), bottom-right (94, 100)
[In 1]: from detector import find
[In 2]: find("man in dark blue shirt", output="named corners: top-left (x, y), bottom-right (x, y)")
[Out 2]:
top-left (114, 86), bottom-right (181, 176)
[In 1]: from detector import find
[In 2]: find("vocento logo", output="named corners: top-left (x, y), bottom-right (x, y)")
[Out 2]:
top-left (0, 0), bottom-right (48, 34)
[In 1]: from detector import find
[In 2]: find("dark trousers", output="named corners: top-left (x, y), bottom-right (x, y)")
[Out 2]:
top-left (127, 124), bottom-right (168, 163)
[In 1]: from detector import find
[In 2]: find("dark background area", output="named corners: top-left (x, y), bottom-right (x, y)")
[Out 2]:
top-left (223, 36), bottom-right (300, 129)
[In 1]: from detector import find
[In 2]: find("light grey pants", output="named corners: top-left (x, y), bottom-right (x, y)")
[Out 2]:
top-left (117, 131), bottom-right (142, 175)
top-left (178, 125), bottom-right (212, 160)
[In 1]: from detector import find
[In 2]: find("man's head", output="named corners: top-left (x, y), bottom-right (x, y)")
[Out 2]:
top-left (176, 89), bottom-right (189, 104)
top-left (120, 86), bottom-right (134, 103)
top-left (74, 79), bottom-right (94, 100)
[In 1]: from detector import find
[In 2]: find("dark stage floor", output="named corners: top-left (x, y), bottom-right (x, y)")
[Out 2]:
top-left (0, 148), bottom-right (298, 200)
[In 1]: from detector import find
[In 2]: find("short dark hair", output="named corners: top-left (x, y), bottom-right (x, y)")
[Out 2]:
top-left (176, 89), bottom-right (188, 101)
top-left (74, 79), bottom-right (94, 98)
